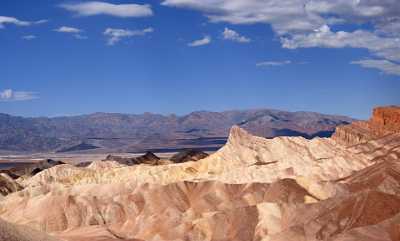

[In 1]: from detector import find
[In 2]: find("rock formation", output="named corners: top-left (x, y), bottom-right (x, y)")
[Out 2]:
top-left (333, 105), bottom-right (400, 146)
top-left (169, 149), bottom-right (209, 163)
top-left (0, 159), bottom-right (65, 179)
top-left (0, 173), bottom-right (22, 196)
top-left (0, 106), bottom-right (398, 241)
top-left (76, 152), bottom-right (163, 167)
top-left (105, 152), bottom-right (161, 166)
top-left (0, 218), bottom-right (59, 241)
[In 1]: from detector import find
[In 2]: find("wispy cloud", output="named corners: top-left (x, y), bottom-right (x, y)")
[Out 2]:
top-left (281, 25), bottom-right (400, 64)
top-left (0, 16), bottom-right (47, 29)
top-left (0, 89), bottom-right (38, 102)
top-left (60, 1), bottom-right (153, 18)
top-left (222, 28), bottom-right (251, 43)
top-left (351, 59), bottom-right (400, 76)
top-left (54, 26), bottom-right (87, 39)
top-left (54, 26), bottom-right (82, 33)
top-left (256, 60), bottom-right (292, 67)
top-left (103, 27), bottom-right (154, 45)
top-left (22, 35), bottom-right (36, 40)
top-left (35, 19), bottom-right (48, 24)
top-left (188, 36), bottom-right (211, 47)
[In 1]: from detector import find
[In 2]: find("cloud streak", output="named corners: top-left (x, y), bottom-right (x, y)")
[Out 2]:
top-left (103, 27), bottom-right (154, 45)
top-left (22, 35), bottom-right (36, 40)
top-left (351, 59), bottom-right (400, 76)
top-left (0, 89), bottom-right (38, 102)
top-left (54, 26), bottom-right (87, 39)
top-left (54, 26), bottom-right (82, 33)
top-left (60, 1), bottom-right (153, 18)
top-left (256, 60), bottom-right (292, 67)
top-left (188, 36), bottom-right (211, 47)
top-left (0, 16), bottom-right (47, 29)
top-left (222, 28), bottom-right (251, 43)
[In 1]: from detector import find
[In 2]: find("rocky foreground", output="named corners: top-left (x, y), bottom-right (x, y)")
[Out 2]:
top-left (0, 106), bottom-right (399, 241)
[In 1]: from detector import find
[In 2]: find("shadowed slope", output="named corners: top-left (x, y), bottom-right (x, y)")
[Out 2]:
top-left (0, 218), bottom-right (59, 241)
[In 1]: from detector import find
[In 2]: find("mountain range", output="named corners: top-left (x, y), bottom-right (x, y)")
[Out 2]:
top-left (0, 109), bottom-right (353, 153)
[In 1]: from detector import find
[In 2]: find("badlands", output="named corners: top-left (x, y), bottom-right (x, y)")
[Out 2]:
top-left (0, 106), bottom-right (400, 241)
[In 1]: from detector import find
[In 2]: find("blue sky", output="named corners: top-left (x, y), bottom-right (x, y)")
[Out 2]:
top-left (0, 0), bottom-right (399, 119)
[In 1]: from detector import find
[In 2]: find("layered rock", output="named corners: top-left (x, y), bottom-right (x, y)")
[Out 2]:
top-left (170, 149), bottom-right (209, 163)
top-left (0, 173), bottom-right (22, 196)
top-left (0, 159), bottom-right (65, 179)
top-left (0, 218), bottom-right (59, 241)
top-left (333, 105), bottom-right (400, 146)
top-left (0, 180), bottom-right (315, 241)
top-left (76, 152), bottom-right (163, 167)
top-left (105, 152), bottom-right (161, 165)
top-left (372, 106), bottom-right (400, 133)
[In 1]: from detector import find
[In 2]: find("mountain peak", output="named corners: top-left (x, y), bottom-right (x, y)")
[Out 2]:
top-left (227, 125), bottom-right (253, 144)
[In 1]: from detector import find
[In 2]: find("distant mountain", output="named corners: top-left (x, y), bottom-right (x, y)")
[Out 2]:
top-left (0, 109), bottom-right (354, 153)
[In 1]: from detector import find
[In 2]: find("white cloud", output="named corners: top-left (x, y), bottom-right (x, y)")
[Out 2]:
top-left (351, 59), bottom-right (400, 76)
top-left (35, 19), bottom-right (49, 24)
top-left (0, 89), bottom-right (38, 102)
top-left (222, 27), bottom-right (251, 43)
top-left (162, 0), bottom-right (400, 32)
top-left (54, 26), bottom-right (82, 33)
top-left (256, 60), bottom-right (292, 67)
top-left (22, 35), bottom-right (36, 40)
top-left (54, 26), bottom-right (88, 39)
top-left (103, 27), bottom-right (154, 45)
top-left (0, 16), bottom-right (47, 29)
top-left (162, 0), bottom-right (325, 34)
top-left (74, 34), bottom-right (88, 40)
top-left (281, 25), bottom-right (400, 62)
top-left (375, 17), bottom-right (400, 38)
top-left (60, 1), bottom-right (153, 18)
top-left (188, 36), bottom-right (211, 47)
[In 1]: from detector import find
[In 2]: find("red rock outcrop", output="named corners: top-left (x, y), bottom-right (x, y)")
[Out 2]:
top-left (370, 106), bottom-right (400, 134)
top-left (333, 106), bottom-right (400, 146)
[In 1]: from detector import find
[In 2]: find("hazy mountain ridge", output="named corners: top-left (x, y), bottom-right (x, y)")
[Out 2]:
top-left (0, 109), bottom-right (354, 153)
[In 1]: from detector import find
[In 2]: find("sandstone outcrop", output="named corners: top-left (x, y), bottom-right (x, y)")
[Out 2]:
top-left (333, 106), bottom-right (400, 146)
top-left (76, 152), bottom-right (163, 167)
top-left (0, 218), bottom-right (60, 241)
top-left (0, 173), bottom-right (22, 196)
top-left (0, 159), bottom-right (65, 179)
top-left (170, 149), bottom-right (209, 163)
top-left (105, 152), bottom-right (161, 165)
